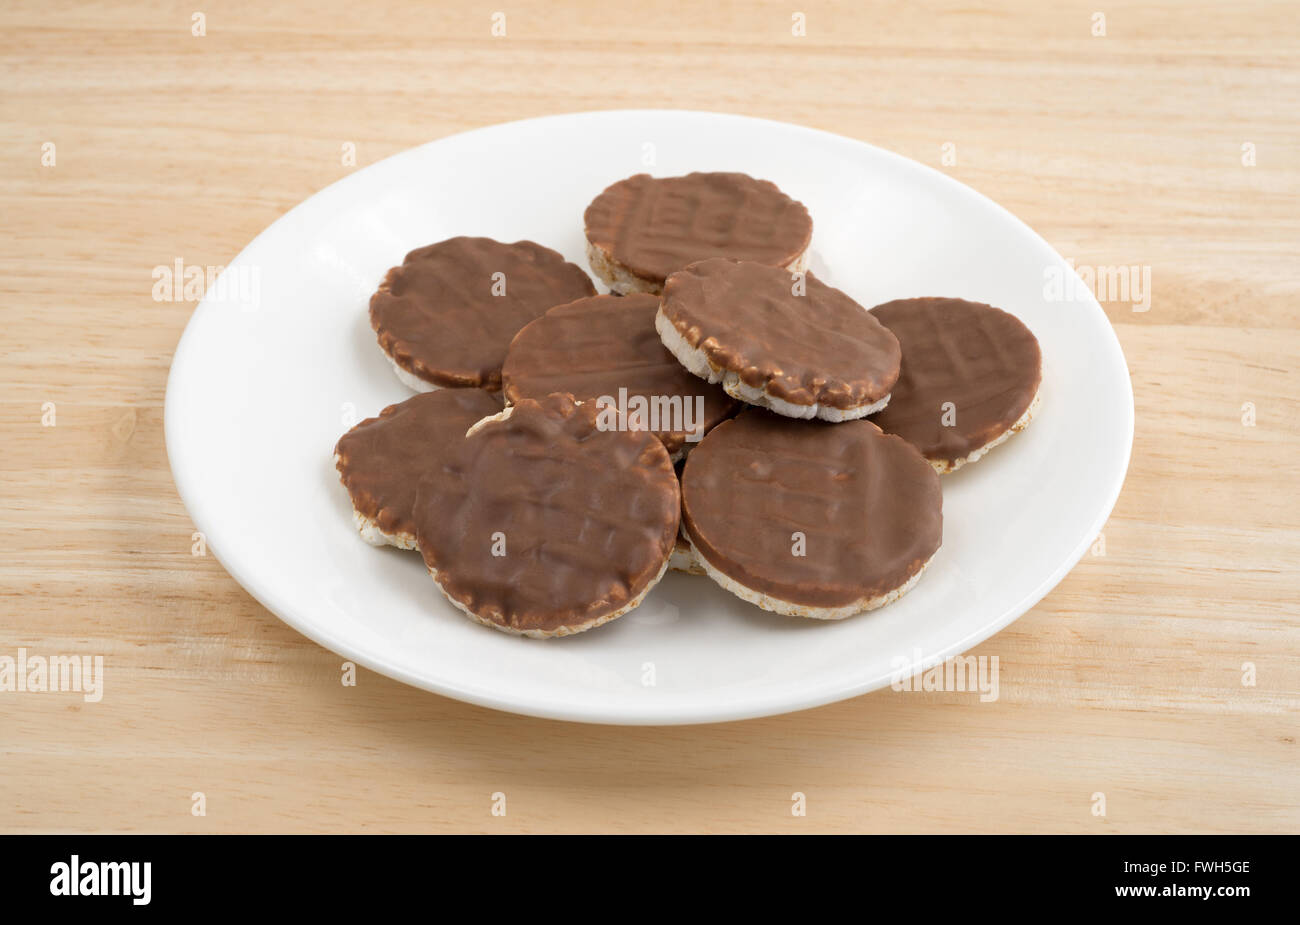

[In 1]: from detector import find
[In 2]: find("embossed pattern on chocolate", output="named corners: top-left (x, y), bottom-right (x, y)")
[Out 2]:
top-left (869, 297), bottom-right (1041, 467)
top-left (370, 236), bottom-right (595, 390)
top-left (682, 411), bottom-right (942, 609)
top-left (502, 293), bottom-right (736, 456)
top-left (335, 389), bottom-right (503, 544)
top-left (584, 172), bottom-right (812, 284)
top-left (413, 394), bottom-right (680, 636)
top-left (659, 258), bottom-right (900, 413)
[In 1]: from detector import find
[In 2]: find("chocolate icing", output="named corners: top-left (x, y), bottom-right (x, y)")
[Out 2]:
top-left (584, 172), bottom-right (812, 284)
top-left (869, 298), bottom-right (1042, 464)
top-left (413, 394), bottom-right (680, 635)
top-left (681, 411), bottom-right (942, 608)
top-left (660, 258), bottom-right (901, 410)
top-left (334, 389), bottom-right (503, 540)
top-left (501, 294), bottom-right (736, 455)
top-left (370, 236), bottom-right (595, 390)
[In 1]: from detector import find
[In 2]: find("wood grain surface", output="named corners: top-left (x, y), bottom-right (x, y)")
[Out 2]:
top-left (1, 0), bottom-right (1297, 834)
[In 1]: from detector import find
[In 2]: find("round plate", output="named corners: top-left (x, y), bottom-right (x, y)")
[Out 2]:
top-left (165, 111), bottom-right (1133, 725)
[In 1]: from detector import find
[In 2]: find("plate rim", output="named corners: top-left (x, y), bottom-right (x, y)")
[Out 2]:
top-left (164, 109), bottom-right (1135, 725)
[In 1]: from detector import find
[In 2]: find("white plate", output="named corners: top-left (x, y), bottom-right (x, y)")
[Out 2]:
top-left (165, 110), bottom-right (1133, 725)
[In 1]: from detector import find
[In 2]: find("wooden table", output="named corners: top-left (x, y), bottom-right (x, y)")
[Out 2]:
top-left (2, 0), bottom-right (1296, 834)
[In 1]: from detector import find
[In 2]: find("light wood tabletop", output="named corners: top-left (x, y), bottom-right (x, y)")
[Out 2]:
top-left (2, 0), bottom-right (1297, 834)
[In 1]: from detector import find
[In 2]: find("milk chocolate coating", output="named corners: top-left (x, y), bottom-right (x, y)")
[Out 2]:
top-left (334, 389), bottom-right (503, 541)
top-left (501, 294), bottom-right (736, 455)
top-left (584, 172), bottom-right (812, 284)
top-left (370, 236), bottom-right (595, 390)
top-left (869, 298), bottom-right (1042, 464)
top-left (414, 394), bottom-right (680, 635)
top-left (660, 258), bottom-right (901, 410)
top-left (682, 411), bottom-right (942, 608)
